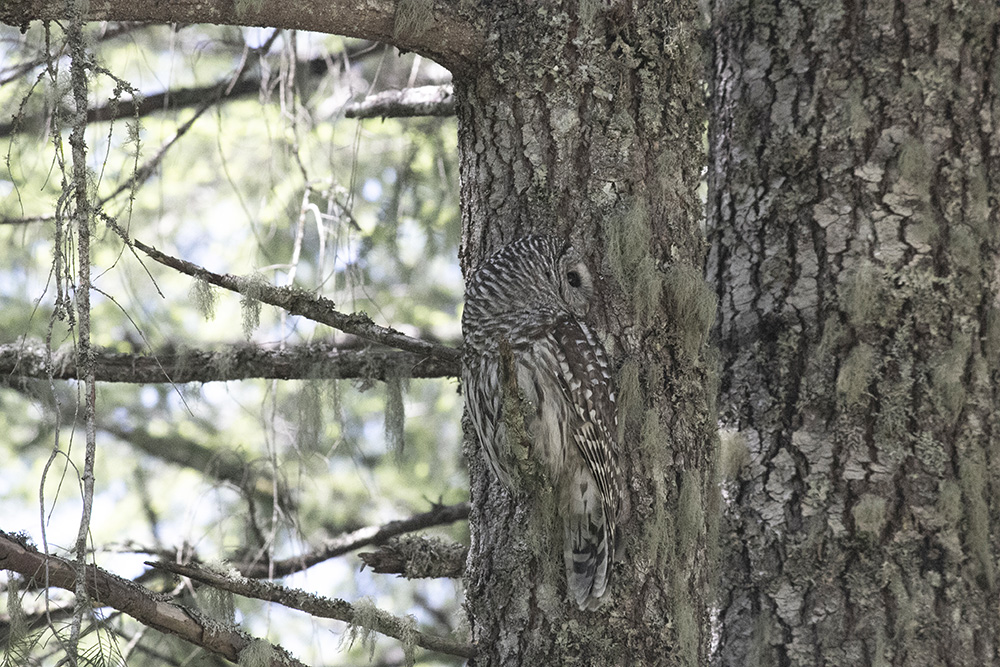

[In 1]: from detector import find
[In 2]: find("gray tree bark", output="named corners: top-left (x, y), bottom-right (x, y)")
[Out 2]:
top-left (456, 3), bottom-right (716, 665)
top-left (708, 1), bottom-right (1000, 664)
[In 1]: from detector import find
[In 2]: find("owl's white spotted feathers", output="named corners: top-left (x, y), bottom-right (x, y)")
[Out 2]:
top-left (462, 235), bottom-right (623, 610)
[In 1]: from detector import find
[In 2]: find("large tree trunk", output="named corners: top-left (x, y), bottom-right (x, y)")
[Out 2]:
top-left (456, 2), bottom-right (716, 665)
top-left (708, 0), bottom-right (1000, 664)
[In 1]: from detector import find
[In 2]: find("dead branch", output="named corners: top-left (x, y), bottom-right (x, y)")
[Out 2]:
top-left (146, 560), bottom-right (476, 660)
top-left (359, 535), bottom-right (466, 578)
top-left (129, 239), bottom-right (463, 364)
top-left (0, 340), bottom-right (461, 383)
top-left (0, 531), bottom-right (308, 666)
top-left (239, 502), bottom-right (470, 578)
top-left (0, 0), bottom-right (482, 73)
top-left (345, 84), bottom-right (455, 119)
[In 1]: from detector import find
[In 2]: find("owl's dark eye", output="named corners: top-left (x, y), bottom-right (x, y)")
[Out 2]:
top-left (566, 270), bottom-right (582, 288)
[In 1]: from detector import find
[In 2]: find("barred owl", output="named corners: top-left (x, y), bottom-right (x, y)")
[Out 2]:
top-left (462, 235), bottom-right (623, 610)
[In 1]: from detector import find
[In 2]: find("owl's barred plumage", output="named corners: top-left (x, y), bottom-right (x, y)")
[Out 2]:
top-left (462, 235), bottom-right (623, 610)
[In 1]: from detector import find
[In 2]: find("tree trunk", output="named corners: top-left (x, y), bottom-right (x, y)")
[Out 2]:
top-left (708, 0), bottom-right (1000, 664)
top-left (456, 2), bottom-right (716, 665)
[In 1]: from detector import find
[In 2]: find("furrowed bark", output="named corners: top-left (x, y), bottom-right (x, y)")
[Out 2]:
top-left (709, 1), bottom-right (1000, 664)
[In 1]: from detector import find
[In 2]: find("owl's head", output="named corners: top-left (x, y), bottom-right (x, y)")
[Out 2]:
top-left (464, 235), bottom-right (595, 326)
top-left (555, 243), bottom-right (594, 319)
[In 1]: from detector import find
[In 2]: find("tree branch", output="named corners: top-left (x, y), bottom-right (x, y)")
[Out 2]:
top-left (345, 84), bottom-right (454, 119)
top-left (128, 238), bottom-right (462, 364)
top-left (0, 41), bottom-right (384, 139)
top-left (0, 0), bottom-right (482, 73)
top-left (359, 535), bottom-right (466, 578)
top-left (0, 531), bottom-right (307, 666)
top-left (238, 501), bottom-right (469, 578)
top-left (0, 341), bottom-right (460, 383)
top-left (146, 560), bottom-right (476, 660)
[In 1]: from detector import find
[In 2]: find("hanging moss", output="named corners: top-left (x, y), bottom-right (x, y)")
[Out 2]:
top-left (197, 583), bottom-right (235, 624)
top-left (385, 374), bottom-right (407, 459)
top-left (190, 278), bottom-right (217, 321)
top-left (237, 273), bottom-right (267, 339)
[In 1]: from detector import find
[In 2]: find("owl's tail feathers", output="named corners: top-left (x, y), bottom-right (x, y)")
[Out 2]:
top-left (564, 470), bottom-right (614, 611)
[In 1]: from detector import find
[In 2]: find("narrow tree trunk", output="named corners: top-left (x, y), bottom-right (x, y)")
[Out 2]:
top-left (709, 1), bottom-right (1000, 664)
top-left (455, 2), bottom-right (715, 664)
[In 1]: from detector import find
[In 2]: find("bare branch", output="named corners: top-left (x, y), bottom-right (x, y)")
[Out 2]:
top-left (0, 0), bottom-right (482, 73)
top-left (129, 238), bottom-right (463, 364)
top-left (239, 501), bottom-right (470, 578)
top-left (146, 560), bottom-right (476, 660)
top-left (345, 84), bottom-right (455, 119)
top-left (0, 42), bottom-right (384, 139)
top-left (359, 535), bottom-right (466, 578)
top-left (0, 341), bottom-right (461, 383)
top-left (0, 531), bottom-right (308, 666)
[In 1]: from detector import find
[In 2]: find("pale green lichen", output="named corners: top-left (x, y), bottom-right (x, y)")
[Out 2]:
top-left (640, 408), bottom-right (669, 469)
top-left (238, 273), bottom-right (267, 339)
top-left (664, 263), bottom-right (717, 360)
top-left (237, 639), bottom-right (276, 667)
top-left (836, 342), bottom-right (875, 407)
top-left (190, 278), bottom-right (217, 321)
top-left (931, 334), bottom-right (970, 425)
top-left (634, 254), bottom-right (663, 329)
top-left (616, 359), bottom-right (642, 442)
top-left (197, 584), bottom-right (235, 624)
top-left (959, 445), bottom-right (996, 590)
top-left (677, 470), bottom-right (703, 563)
top-left (852, 493), bottom-right (887, 537)
top-left (719, 428), bottom-right (750, 480)
top-left (605, 200), bottom-right (652, 291)
top-left (841, 262), bottom-right (886, 328)
top-left (343, 597), bottom-right (380, 660)
top-left (384, 375), bottom-right (407, 459)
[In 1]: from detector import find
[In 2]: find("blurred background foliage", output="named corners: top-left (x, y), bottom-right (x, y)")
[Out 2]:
top-left (1, 20), bottom-right (466, 667)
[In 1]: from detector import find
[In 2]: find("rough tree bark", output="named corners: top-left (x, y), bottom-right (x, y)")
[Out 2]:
top-left (2, 1), bottom-right (716, 665)
top-left (709, 1), bottom-right (1000, 664)
top-left (457, 3), bottom-right (715, 665)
